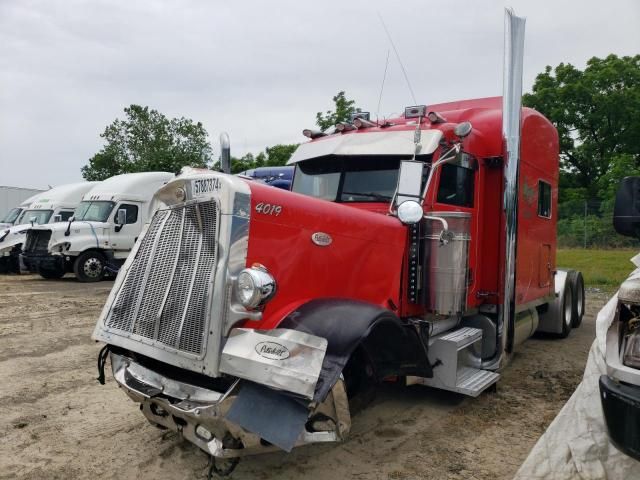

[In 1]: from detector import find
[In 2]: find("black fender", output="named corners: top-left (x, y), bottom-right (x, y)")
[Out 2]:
top-left (279, 298), bottom-right (432, 403)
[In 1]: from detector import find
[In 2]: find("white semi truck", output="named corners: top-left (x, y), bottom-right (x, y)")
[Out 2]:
top-left (0, 182), bottom-right (97, 273)
top-left (0, 191), bottom-right (46, 229)
top-left (22, 172), bottom-right (173, 282)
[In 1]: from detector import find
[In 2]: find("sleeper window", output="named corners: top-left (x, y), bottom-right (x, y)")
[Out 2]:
top-left (538, 181), bottom-right (551, 218)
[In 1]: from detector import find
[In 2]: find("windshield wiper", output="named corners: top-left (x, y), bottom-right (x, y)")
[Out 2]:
top-left (342, 191), bottom-right (392, 202)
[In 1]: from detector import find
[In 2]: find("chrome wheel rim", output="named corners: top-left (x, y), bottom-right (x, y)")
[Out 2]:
top-left (564, 286), bottom-right (573, 327)
top-left (576, 281), bottom-right (584, 318)
top-left (84, 257), bottom-right (103, 278)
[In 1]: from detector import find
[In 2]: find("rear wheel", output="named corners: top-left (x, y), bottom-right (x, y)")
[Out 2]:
top-left (558, 281), bottom-right (573, 339)
top-left (567, 271), bottom-right (585, 328)
top-left (74, 251), bottom-right (106, 282)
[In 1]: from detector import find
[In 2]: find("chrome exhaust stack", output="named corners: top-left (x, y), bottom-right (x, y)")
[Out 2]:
top-left (501, 8), bottom-right (526, 357)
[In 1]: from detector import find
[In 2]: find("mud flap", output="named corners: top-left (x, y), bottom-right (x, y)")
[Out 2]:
top-left (225, 381), bottom-right (309, 452)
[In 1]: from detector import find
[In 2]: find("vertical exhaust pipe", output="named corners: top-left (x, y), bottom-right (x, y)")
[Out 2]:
top-left (501, 8), bottom-right (526, 355)
top-left (220, 132), bottom-right (231, 174)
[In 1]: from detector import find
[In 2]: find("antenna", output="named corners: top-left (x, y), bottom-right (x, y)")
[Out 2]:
top-left (377, 12), bottom-right (418, 105)
top-left (376, 49), bottom-right (390, 121)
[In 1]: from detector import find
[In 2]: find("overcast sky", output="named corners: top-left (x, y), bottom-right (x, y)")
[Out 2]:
top-left (1, 0), bottom-right (638, 189)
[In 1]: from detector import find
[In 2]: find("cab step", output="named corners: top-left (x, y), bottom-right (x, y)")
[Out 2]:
top-left (407, 326), bottom-right (500, 397)
top-left (453, 367), bottom-right (500, 397)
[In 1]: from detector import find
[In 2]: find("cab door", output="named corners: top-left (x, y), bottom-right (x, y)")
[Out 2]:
top-left (110, 203), bottom-right (141, 258)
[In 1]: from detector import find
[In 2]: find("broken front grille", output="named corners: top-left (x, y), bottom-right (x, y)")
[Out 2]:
top-left (105, 201), bottom-right (219, 356)
top-left (23, 230), bottom-right (51, 255)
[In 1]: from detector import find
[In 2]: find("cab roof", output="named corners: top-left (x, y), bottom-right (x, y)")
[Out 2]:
top-left (83, 172), bottom-right (174, 203)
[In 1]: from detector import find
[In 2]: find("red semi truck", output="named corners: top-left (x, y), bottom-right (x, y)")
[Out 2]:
top-left (92, 10), bottom-right (583, 474)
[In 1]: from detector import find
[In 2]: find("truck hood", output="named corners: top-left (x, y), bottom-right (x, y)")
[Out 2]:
top-left (243, 181), bottom-right (409, 328)
top-left (32, 221), bottom-right (111, 252)
top-left (0, 224), bottom-right (30, 251)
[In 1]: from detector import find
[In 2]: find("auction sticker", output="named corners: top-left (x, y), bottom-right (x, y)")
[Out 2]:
top-left (191, 177), bottom-right (221, 198)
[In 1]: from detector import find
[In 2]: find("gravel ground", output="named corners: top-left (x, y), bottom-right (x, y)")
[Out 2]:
top-left (0, 274), bottom-right (609, 480)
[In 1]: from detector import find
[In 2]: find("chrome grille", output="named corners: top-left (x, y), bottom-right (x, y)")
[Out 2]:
top-left (106, 201), bottom-right (219, 356)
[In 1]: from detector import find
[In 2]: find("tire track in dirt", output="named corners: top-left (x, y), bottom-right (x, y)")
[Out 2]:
top-left (0, 275), bottom-right (610, 480)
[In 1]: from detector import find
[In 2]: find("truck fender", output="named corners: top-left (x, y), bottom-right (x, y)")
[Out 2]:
top-left (278, 298), bottom-right (431, 403)
top-left (536, 269), bottom-right (573, 335)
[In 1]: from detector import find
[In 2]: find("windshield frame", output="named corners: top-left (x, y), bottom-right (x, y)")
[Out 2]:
top-left (1, 207), bottom-right (22, 224)
top-left (74, 201), bottom-right (116, 222)
top-left (292, 155), bottom-right (423, 204)
top-left (18, 209), bottom-right (53, 225)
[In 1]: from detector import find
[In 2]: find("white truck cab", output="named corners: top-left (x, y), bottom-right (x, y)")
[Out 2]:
top-left (22, 172), bottom-right (173, 282)
top-left (0, 191), bottom-right (44, 229)
top-left (0, 182), bottom-right (97, 273)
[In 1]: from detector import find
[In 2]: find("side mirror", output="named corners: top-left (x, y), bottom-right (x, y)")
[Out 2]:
top-left (115, 209), bottom-right (127, 232)
top-left (30, 217), bottom-right (37, 226)
top-left (614, 177), bottom-right (640, 238)
top-left (53, 214), bottom-right (62, 223)
top-left (64, 216), bottom-right (75, 237)
top-left (395, 160), bottom-right (424, 208)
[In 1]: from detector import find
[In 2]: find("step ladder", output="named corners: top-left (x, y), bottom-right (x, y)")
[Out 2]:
top-left (409, 327), bottom-right (500, 397)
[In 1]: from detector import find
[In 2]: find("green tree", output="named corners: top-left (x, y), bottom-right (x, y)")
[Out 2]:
top-left (82, 105), bottom-right (212, 180)
top-left (523, 54), bottom-right (640, 196)
top-left (226, 144), bottom-right (299, 174)
top-left (315, 91), bottom-right (360, 131)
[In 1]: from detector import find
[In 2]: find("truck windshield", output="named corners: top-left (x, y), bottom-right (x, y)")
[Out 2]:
top-left (1, 208), bottom-right (22, 224)
top-left (18, 210), bottom-right (53, 225)
top-left (74, 201), bottom-right (116, 222)
top-left (292, 156), bottom-right (402, 203)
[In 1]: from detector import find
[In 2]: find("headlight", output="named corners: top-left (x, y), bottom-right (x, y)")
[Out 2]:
top-left (52, 242), bottom-right (70, 253)
top-left (624, 323), bottom-right (640, 369)
top-left (235, 265), bottom-right (276, 309)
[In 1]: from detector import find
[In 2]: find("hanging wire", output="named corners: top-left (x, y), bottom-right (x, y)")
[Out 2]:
top-left (376, 49), bottom-right (391, 121)
top-left (377, 12), bottom-right (418, 105)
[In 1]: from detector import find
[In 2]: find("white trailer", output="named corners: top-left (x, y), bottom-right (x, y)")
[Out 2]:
top-left (0, 187), bottom-right (45, 229)
top-left (22, 172), bottom-right (173, 282)
top-left (0, 182), bottom-right (97, 273)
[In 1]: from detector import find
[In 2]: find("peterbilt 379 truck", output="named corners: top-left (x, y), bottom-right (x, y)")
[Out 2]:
top-left (91, 10), bottom-right (584, 473)
top-left (21, 172), bottom-right (173, 281)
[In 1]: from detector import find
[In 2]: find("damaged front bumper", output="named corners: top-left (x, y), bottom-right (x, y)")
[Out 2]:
top-left (110, 352), bottom-right (351, 458)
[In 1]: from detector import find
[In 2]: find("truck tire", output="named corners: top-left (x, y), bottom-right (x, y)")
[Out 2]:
top-left (74, 251), bottom-right (106, 282)
top-left (567, 270), bottom-right (585, 328)
top-left (558, 279), bottom-right (573, 339)
top-left (39, 267), bottom-right (65, 279)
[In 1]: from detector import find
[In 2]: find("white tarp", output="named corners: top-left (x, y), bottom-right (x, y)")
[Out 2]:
top-left (515, 258), bottom-right (640, 479)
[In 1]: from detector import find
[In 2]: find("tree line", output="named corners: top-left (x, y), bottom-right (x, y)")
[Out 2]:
top-left (82, 54), bottom-right (639, 247)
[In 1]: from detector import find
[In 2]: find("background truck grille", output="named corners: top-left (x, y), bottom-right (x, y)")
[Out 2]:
top-left (24, 230), bottom-right (51, 255)
top-left (105, 201), bottom-right (219, 356)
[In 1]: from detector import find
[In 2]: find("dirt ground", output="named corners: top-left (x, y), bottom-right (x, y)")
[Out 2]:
top-left (0, 274), bottom-right (609, 480)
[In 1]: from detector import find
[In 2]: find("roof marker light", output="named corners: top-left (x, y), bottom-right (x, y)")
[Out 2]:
top-left (404, 105), bottom-right (427, 118)
top-left (427, 111), bottom-right (446, 124)
top-left (335, 122), bottom-right (356, 132)
top-left (354, 118), bottom-right (377, 129)
top-left (302, 129), bottom-right (328, 139)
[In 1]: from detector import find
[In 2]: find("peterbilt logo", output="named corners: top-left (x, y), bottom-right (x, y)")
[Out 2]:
top-left (255, 341), bottom-right (290, 360)
top-left (311, 232), bottom-right (332, 247)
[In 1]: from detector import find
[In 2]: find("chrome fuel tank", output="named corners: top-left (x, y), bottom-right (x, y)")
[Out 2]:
top-left (424, 211), bottom-right (471, 315)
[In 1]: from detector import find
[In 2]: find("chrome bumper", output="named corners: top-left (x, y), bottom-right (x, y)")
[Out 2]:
top-left (110, 352), bottom-right (351, 458)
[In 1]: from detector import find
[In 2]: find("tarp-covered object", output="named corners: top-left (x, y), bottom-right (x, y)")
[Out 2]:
top-left (515, 263), bottom-right (640, 479)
